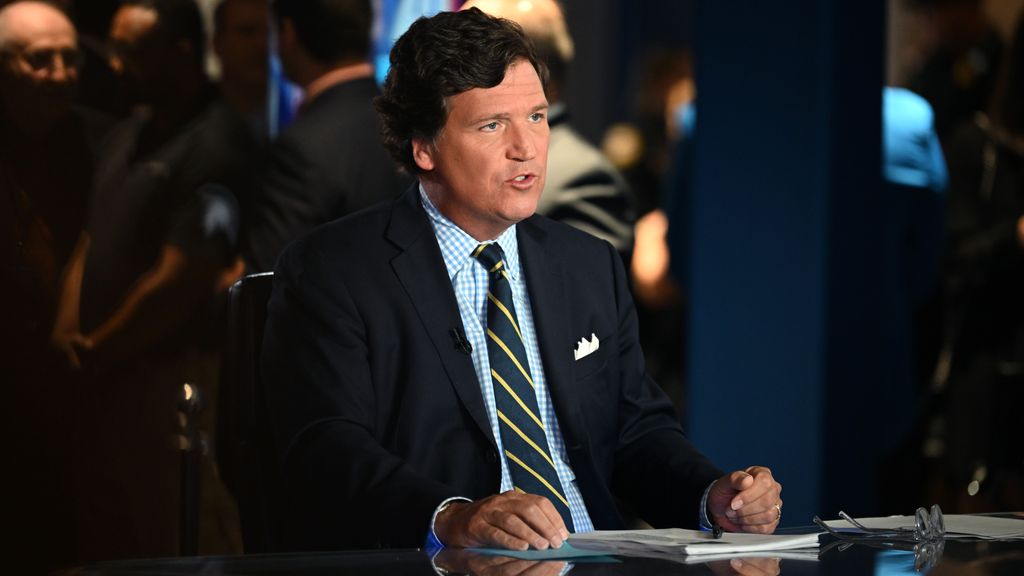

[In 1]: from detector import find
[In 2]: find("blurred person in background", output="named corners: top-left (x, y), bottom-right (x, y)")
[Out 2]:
top-left (243, 0), bottom-right (409, 272)
top-left (929, 11), bottom-right (1024, 514)
top-left (605, 49), bottom-right (694, 417)
top-left (907, 0), bottom-right (1003, 145)
top-left (62, 0), bottom-right (130, 117)
top-left (210, 0), bottom-right (271, 287)
top-left (212, 0), bottom-right (267, 138)
top-left (0, 2), bottom-right (109, 570)
top-left (50, 0), bottom-right (247, 560)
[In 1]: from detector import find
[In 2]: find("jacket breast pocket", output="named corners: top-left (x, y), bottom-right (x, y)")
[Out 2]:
top-left (572, 342), bottom-right (608, 381)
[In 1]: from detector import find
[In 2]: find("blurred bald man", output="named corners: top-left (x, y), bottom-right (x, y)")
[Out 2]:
top-left (0, 0), bottom-right (79, 133)
top-left (462, 0), bottom-right (635, 260)
top-left (0, 2), bottom-right (110, 572)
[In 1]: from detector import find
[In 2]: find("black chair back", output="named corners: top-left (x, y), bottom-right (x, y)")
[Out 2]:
top-left (219, 272), bottom-right (278, 552)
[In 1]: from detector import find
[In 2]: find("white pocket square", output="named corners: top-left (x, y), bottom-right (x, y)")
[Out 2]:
top-left (573, 333), bottom-right (600, 361)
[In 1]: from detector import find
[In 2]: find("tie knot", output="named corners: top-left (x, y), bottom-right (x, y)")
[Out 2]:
top-left (473, 242), bottom-right (505, 272)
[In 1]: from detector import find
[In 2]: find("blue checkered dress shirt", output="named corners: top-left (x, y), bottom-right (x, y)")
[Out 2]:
top-left (420, 185), bottom-right (595, 534)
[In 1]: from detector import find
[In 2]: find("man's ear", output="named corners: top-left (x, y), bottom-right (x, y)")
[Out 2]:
top-left (412, 139), bottom-right (435, 172)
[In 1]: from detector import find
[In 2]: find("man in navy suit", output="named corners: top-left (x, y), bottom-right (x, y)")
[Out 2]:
top-left (262, 8), bottom-right (783, 552)
top-left (243, 0), bottom-right (409, 271)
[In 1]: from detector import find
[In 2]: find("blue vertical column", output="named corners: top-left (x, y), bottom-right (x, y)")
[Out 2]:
top-left (686, 0), bottom-right (885, 524)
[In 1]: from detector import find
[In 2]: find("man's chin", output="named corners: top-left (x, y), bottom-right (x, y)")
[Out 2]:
top-left (502, 209), bottom-right (538, 230)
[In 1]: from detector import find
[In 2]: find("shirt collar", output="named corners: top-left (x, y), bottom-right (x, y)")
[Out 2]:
top-left (419, 182), bottom-right (520, 282)
top-left (299, 62), bottom-right (374, 110)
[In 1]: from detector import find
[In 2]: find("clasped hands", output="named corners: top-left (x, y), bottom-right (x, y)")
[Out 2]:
top-left (50, 326), bottom-right (93, 369)
top-left (435, 465), bottom-right (782, 550)
top-left (707, 465), bottom-right (783, 534)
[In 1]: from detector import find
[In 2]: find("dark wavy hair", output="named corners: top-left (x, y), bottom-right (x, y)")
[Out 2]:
top-left (270, 0), bottom-right (372, 63)
top-left (375, 7), bottom-right (547, 174)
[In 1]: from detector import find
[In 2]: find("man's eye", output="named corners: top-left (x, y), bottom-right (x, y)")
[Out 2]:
top-left (23, 51), bottom-right (53, 70)
top-left (529, 112), bottom-right (546, 123)
top-left (480, 122), bottom-right (499, 132)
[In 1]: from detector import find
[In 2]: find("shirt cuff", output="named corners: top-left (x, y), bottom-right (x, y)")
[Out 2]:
top-left (698, 482), bottom-right (714, 531)
top-left (426, 496), bottom-right (473, 550)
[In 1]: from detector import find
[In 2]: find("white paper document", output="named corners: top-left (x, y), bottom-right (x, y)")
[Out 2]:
top-left (825, 513), bottom-right (1024, 540)
top-left (568, 528), bottom-right (822, 556)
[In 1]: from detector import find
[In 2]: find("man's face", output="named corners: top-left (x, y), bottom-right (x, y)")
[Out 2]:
top-left (108, 4), bottom-right (163, 104)
top-left (415, 60), bottom-right (549, 241)
top-left (0, 2), bottom-right (80, 121)
top-left (214, 0), bottom-right (268, 95)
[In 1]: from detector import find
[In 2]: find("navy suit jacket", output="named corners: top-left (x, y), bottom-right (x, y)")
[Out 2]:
top-left (244, 77), bottom-right (410, 272)
top-left (261, 185), bottom-right (722, 550)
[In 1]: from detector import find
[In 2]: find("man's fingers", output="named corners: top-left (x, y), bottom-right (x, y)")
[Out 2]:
top-left (719, 470), bottom-right (754, 509)
top-left (729, 503), bottom-right (781, 526)
top-left (517, 496), bottom-right (566, 547)
top-left (490, 510), bottom-right (555, 550)
top-left (64, 347), bottom-right (81, 369)
top-left (444, 492), bottom-right (568, 550)
top-left (730, 470), bottom-right (755, 490)
top-left (737, 469), bottom-right (776, 499)
top-left (468, 513), bottom-right (534, 550)
top-left (728, 498), bottom-right (783, 534)
top-left (56, 339), bottom-right (81, 369)
top-left (720, 468), bottom-right (782, 534)
top-left (731, 472), bottom-right (780, 513)
top-left (481, 520), bottom-right (534, 551)
top-left (532, 496), bottom-right (573, 541)
top-left (72, 333), bottom-right (95, 350)
top-left (730, 491), bottom-right (776, 518)
top-left (532, 495), bottom-right (570, 541)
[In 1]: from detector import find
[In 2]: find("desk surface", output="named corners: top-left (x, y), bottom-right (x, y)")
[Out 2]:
top-left (72, 538), bottom-right (1024, 575)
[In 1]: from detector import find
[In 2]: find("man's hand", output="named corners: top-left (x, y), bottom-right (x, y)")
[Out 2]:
top-left (707, 466), bottom-right (782, 534)
top-left (50, 328), bottom-right (92, 369)
top-left (435, 491), bottom-right (569, 551)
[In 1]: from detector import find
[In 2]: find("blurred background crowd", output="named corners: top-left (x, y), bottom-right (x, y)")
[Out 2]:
top-left (1, 0), bottom-right (1023, 571)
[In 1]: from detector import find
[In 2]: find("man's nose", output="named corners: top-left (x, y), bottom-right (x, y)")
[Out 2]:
top-left (506, 123), bottom-right (536, 161)
top-left (49, 54), bottom-right (73, 82)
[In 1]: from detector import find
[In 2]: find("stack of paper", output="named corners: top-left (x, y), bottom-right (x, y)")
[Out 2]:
top-left (825, 514), bottom-right (1024, 540)
top-left (568, 528), bottom-right (821, 557)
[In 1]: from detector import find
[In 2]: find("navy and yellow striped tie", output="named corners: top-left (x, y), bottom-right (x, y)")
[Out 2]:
top-left (473, 242), bottom-right (575, 532)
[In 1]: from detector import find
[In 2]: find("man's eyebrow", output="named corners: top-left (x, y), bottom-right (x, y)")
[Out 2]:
top-left (469, 112), bottom-right (511, 124)
top-left (468, 103), bottom-right (550, 125)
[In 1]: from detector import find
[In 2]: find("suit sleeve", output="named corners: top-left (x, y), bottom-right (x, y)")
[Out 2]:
top-left (603, 239), bottom-right (724, 528)
top-left (261, 239), bottom-right (459, 550)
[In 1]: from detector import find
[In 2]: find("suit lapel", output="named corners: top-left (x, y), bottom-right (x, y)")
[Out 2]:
top-left (518, 218), bottom-right (588, 450)
top-left (386, 187), bottom-right (496, 447)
